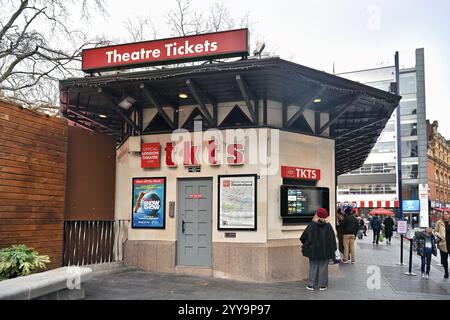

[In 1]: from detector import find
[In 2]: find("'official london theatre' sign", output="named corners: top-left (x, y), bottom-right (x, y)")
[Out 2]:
top-left (82, 29), bottom-right (249, 72)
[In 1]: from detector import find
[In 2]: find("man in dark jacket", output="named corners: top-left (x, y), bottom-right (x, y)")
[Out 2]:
top-left (370, 214), bottom-right (382, 245)
top-left (300, 208), bottom-right (337, 291)
top-left (341, 207), bottom-right (359, 263)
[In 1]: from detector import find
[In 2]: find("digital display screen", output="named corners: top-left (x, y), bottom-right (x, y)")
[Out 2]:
top-left (280, 185), bottom-right (329, 217)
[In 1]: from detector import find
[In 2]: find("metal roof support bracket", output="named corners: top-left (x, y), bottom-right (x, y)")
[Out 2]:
top-left (236, 74), bottom-right (258, 124)
top-left (186, 79), bottom-right (216, 127)
top-left (140, 84), bottom-right (176, 130)
top-left (67, 108), bottom-right (123, 137)
top-left (99, 88), bottom-right (139, 133)
top-left (317, 95), bottom-right (359, 135)
top-left (286, 86), bottom-right (326, 128)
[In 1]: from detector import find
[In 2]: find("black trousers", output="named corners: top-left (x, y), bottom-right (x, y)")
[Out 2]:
top-left (421, 252), bottom-right (432, 275)
top-left (441, 250), bottom-right (449, 275)
top-left (373, 230), bottom-right (380, 244)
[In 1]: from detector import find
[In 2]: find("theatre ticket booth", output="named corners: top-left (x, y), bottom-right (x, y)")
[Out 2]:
top-left (60, 29), bottom-right (400, 281)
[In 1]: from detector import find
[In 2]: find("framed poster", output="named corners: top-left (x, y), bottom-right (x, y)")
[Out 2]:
top-left (218, 174), bottom-right (257, 231)
top-left (132, 177), bottom-right (166, 229)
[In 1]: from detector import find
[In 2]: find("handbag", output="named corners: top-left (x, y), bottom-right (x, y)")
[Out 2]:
top-left (379, 230), bottom-right (384, 242)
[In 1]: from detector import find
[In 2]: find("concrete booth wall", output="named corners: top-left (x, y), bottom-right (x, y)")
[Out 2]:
top-left (115, 114), bottom-right (336, 282)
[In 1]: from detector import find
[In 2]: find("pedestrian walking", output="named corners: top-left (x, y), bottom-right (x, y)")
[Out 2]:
top-left (336, 208), bottom-right (344, 254)
top-left (370, 214), bottom-right (382, 245)
top-left (383, 215), bottom-right (394, 245)
top-left (341, 207), bottom-right (359, 263)
top-left (300, 208), bottom-right (337, 291)
top-left (434, 211), bottom-right (450, 279)
top-left (415, 227), bottom-right (437, 279)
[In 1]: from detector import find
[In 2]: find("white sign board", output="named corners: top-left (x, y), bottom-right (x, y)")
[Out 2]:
top-left (419, 184), bottom-right (429, 228)
top-left (397, 221), bottom-right (407, 234)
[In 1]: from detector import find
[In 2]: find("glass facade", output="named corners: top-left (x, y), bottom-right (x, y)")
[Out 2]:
top-left (337, 64), bottom-right (424, 209)
top-left (338, 184), bottom-right (397, 195)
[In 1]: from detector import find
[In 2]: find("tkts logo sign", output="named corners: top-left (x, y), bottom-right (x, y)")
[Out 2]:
top-left (82, 29), bottom-right (249, 72)
top-left (281, 166), bottom-right (320, 181)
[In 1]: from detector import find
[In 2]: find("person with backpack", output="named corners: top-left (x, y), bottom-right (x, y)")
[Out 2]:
top-left (300, 208), bottom-right (337, 291)
top-left (370, 214), bottom-right (382, 245)
top-left (341, 207), bottom-right (359, 263)
top-left (415, 227), bottom-right (437, 279)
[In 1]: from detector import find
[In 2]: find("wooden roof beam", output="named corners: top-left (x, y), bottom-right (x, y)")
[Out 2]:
top-left (286, 86), bottom-right (326, 128)
top-left (186, 79), bottom-right (215, 127)
top-left (140, 84), bottom-right (176, 130)
top-left (236, 74), bottom-right (258, 124)
top-left (98, 88), bottom-right (139, 132)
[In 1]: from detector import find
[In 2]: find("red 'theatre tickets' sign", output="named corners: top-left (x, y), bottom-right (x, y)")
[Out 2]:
top-left (281, 166), bottom-right (321, 181)
top-left (82, 29), bottom-right (249, 72)
top-left (141, 143), bottom-right (161, 169)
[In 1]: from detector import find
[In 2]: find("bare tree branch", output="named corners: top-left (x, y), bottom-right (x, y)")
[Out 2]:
top-left (0, 0), bottom-right (108, 110)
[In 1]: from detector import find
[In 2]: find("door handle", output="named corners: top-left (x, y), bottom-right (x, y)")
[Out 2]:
top-left (182, 220), bottom-right (186, 233)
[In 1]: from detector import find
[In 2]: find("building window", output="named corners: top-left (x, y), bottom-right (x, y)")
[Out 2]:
top-left (400, 73), bottom-right (417, 95)
top-left (337, 184), bottom-right (397, 195)
top-left (400, 122), bottom-right (418, 137)
top-left (402, 184), bottom-right (419, 200)
top-left (372, 141), bottom-right (396, 153)
top-left (400, 95), bottom-right (417, 116)
top-left (401, 140), bottom-right (418, 158)
top-left (402, 164), bottom-right (418, 179)
top-left (348, 163), bottom-right (396, 175)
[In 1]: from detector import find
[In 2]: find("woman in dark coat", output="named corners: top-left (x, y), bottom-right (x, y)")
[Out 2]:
top-left (300, 208), bottom-right (337, 291)
top-left (383, 216), bottom-right (394, 245)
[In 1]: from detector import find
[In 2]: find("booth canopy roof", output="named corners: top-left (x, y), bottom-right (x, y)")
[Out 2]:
top-left (60, 57), bottom-right (401, 175)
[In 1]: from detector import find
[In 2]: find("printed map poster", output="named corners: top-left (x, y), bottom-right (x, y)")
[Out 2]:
top-left (218, 175), bottom-right (257, 230)
top-left (132, 177), bottom-right (166, 229)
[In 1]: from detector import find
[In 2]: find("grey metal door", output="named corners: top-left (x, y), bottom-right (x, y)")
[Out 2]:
top-left (177, 179), bottom-right (212, 266)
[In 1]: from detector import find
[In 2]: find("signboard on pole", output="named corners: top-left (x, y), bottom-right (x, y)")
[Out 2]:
top-left (397, 220), bottom-right (407, 235)
top-left (419, 183), bottom-right (429, 228)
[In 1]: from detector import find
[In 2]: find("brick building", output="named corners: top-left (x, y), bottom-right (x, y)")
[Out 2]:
top-left (427, 120), bottom-right (450, 225)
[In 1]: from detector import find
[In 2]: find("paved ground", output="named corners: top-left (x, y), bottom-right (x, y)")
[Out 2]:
top-left (83, 230), bottom-right (450, 300)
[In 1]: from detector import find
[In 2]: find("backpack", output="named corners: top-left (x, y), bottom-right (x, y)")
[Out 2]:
top-left (372, 218), bottom-right (381, 231)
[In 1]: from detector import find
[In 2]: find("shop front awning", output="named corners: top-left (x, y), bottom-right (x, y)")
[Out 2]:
top-left (59, 57), bottom-right (401, 174)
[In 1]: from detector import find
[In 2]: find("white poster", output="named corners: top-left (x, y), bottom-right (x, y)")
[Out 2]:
top-left (218, 175), bottom-right (257, 230)
top-left (419, 183), bottom-right (429, 228)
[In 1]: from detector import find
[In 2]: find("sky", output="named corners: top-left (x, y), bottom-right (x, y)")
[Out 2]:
top-left (78, 0), bottom-right (450, 138)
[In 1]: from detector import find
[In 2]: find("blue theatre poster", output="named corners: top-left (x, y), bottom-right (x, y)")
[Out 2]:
top-left (132, 177), bottom-right (166, 229)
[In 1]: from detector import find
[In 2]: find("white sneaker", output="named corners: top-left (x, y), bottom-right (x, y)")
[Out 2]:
top-left (319, 287), bottom-right (328, 291)
top-left (421, 273), bottom-right (425, 278)
top-left (306, 286), bottom-right (315, 291)
top-left (426, 274), bottom-right (429, 279)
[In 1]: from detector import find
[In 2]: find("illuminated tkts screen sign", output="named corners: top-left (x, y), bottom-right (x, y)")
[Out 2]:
top-left (82, 29), bottom-right (249, 72)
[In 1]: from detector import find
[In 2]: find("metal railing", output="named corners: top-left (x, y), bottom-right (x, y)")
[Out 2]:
top-left (63, 220), bottom-right (129, 266)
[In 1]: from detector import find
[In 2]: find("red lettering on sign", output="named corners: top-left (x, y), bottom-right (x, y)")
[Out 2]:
top-left (281, 166), bottom-right (321, 181)
top-left (226, 144), bottom-right (244, 165)
top-left (183, 142), bottom-right (200, 167)
top-left (165, 142), bottom-right (176, 167)
top-left (208, 139), bottom-right (219, 165)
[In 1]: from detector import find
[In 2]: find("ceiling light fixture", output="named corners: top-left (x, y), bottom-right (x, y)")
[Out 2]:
top-left (313, 98), bottom-right (322, 103)
top-left (178, 93), bottom-right (189, 99)
top-left (118, 96), bottom-right (136, 110)
top-left (99, 114), bottom-right (107, 118)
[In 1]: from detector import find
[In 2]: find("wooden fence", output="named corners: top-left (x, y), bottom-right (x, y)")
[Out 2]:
top-left (0, 100), bottom-right (68, 269)
top-left (63, 220), bottom-right (128, 266)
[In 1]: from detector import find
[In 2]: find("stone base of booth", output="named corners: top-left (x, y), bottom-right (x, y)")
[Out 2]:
top-left (124, 240), bottom-right (176, 273)
top-left (124, 239), bottom-right (339, 282)
top-left (213, 240), bottom-right (323, 282)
